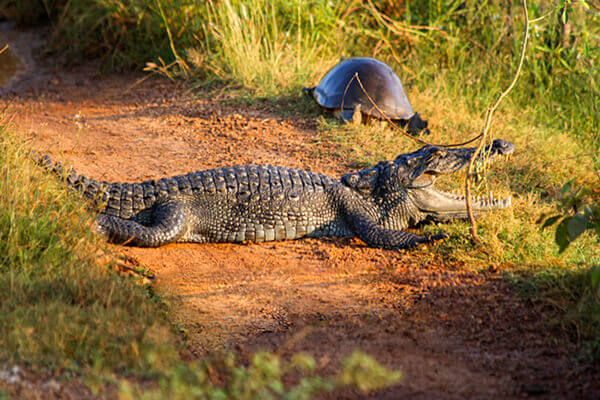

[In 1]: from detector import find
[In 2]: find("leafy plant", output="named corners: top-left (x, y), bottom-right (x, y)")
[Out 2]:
top-left (119, 351), bottom-right (402, 399)
top-left (539, 180), bottom-right (599, 253)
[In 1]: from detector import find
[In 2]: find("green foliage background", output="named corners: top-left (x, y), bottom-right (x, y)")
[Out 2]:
top-left (3, 0), bottom-right (594, 144)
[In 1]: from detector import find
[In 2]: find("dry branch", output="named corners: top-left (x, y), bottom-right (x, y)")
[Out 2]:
top-left (464, 0), bottom-right (531, 244)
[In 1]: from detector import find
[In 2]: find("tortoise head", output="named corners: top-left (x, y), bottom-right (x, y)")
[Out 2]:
top-left (399, 113), bottom-right (429, 135)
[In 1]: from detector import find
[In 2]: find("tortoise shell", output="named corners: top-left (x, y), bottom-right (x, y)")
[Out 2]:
top-left (307, 57), bottom-right (428, 134)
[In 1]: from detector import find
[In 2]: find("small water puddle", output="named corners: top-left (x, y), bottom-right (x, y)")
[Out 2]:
top-left (0, 44), bottom-right (23, 87)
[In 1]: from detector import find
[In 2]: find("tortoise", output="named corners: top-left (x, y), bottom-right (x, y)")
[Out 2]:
top-left (304, 57), bottom-right (429, 135)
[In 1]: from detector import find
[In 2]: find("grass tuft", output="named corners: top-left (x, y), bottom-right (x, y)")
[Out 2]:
top-left (196, 0), bottom-right (342, 95)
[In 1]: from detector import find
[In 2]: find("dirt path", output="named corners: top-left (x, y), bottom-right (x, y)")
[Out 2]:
top-left (2, 49), bottom-right (597, 398)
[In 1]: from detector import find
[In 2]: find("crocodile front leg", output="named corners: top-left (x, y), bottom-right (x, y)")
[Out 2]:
top-left (338, 188), bottom-right (447, 249)
top-left (96, 201), bottom-right (188, 247)
top-left (351, 217), bottom-right (446, 249)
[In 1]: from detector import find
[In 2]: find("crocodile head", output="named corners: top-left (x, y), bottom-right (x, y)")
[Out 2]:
top-left (342, 139), bottom-right (515, 229)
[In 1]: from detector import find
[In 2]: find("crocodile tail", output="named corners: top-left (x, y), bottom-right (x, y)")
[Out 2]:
top-left (33, 152), bottom-right (110, 205)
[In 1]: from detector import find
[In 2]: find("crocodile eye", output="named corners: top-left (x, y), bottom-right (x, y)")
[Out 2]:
top-left (341, 172), bottom-right (360, 187)
top-left (433, 148), bottom-right (447, 158)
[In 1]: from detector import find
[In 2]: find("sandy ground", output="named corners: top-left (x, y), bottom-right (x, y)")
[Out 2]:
top-left (1, 29), bottom-right (598, 399)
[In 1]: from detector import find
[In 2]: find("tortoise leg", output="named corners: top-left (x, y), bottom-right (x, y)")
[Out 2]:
top-left (351, 104), bottom-right (363, 124)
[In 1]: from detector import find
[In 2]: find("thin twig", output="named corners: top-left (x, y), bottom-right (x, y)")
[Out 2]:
top-left (0, 44), bottom-right (8, 55)
top-left (529, 10), bottom-right (554, 23)
top-left (339, 71), bottom-right (355, 120)
top-left (464, 0), bottom-right (530, 244)
top-left (348, 72), bottom-right (483, 147)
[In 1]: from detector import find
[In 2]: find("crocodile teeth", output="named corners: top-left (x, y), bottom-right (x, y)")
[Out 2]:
top-left (439, 190), bottom-right (511, 208)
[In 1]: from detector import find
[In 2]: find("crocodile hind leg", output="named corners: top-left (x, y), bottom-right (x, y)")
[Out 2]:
top-left (96, 201), bottom-right (188, 247)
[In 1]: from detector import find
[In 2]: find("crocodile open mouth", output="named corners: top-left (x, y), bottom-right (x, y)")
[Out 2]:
top-left (409, 139), bottom-right (514, 217)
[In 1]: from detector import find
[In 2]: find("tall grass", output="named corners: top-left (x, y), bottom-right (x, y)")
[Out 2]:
top-left (43, 0), bottom-right (203, 70)
top-left (192, 0), bottom-right (341, 95)
top-left (361, 0), bottom-right (599, 146)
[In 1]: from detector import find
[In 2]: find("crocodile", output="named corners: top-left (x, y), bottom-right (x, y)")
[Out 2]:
top-left (38, 139), bottom-right (514, 249)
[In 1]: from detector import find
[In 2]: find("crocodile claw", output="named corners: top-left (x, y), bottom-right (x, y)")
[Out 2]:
top-left (427, 233), bottom-right (448, 243)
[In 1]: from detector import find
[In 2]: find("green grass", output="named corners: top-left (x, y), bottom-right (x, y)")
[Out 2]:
top-left (192, 0), bottom-right (342, 95)
top-left (0, 131), bottom-right (180, 374)
top-left (36, 0), bottom-right (203, 71)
